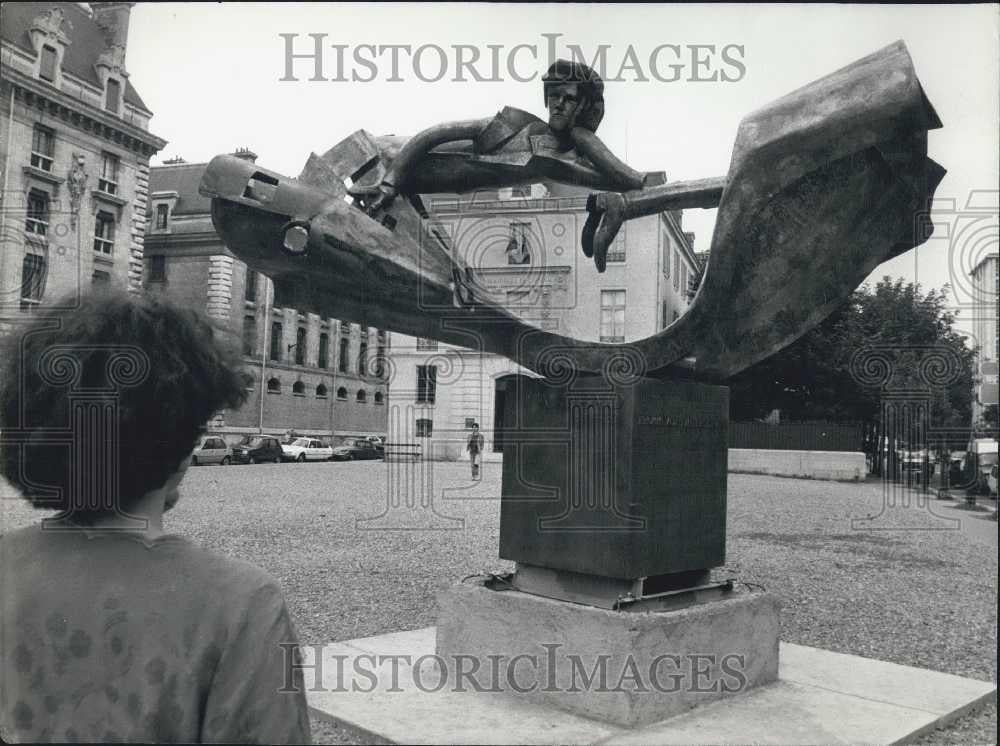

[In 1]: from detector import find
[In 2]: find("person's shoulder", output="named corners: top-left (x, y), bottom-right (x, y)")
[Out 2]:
top-left (168, 539), bottom-right (284, 598)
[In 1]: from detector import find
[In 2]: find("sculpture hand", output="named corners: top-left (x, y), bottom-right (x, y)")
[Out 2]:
top-left (349, 181), bottom-right (398, 216)
top-left (581, 192), bottom-right (626, 273)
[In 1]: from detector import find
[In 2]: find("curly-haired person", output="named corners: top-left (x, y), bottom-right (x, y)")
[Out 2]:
top-left (0, 291), bottom-right (311, 744)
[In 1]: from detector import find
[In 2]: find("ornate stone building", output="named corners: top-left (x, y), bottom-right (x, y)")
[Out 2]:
top-left (0, 2), bottom-right (166, 329)
top-left (386, 181), bottom-right (701, 460)
top-left (145, 152), bottom-right (389, 445)
top-left (970, 253), bottom-right (998, 421)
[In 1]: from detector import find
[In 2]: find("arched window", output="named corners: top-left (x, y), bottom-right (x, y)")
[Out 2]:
top-left (356, 389), bottom-right (367, 403)
top-left (337, 386), bottom-right (348, 400)
top-left (316, 384), bottom-right (328, 398)
top-left (292, 380), bottom-right (305, 396)
top-left (267, 377), bottom-right (281, 394)
top-left (374, 391), bottom-right (384, 405)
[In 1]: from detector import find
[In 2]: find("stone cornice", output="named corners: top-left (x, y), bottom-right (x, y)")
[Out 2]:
top-left (1, 64), bottom-right (167, 157)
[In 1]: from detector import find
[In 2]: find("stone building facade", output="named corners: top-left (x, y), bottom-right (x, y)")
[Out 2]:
top-left (145, 152), bottom-right (388, 445)
top-left (386, 182), bottom-right (701, 460)
top-left (0, 2), bottom-right (166, 330)
top-left (970, 253), bottom-right (998, 421)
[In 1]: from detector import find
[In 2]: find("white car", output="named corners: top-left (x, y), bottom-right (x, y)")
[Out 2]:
top-left (281, 437), bottom-right (333, 462)
top-left (191, 436), bottom-right (232, 466)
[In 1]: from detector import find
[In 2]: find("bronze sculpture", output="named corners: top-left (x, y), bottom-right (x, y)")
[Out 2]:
top-left (200, 40), bottom-right (943, 383)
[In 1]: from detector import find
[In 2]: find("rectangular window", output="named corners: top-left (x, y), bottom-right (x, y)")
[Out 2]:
top-left (600, 289), bottom-right (626, 343)
top-left (606, 229), bottom-right (626, 263)
top-left (338, 336), bottom-right (349, 373)
top-left (105, 78), bottom-right (121, 113)
top-left (358, 341), bottom-right (368, 376)
top-left (99, 153), bottom-right (119, 195)
top-left (148, 255), bottom-right (166, 282)
top-left (295, 327), bottom-right (306, 366)
top-left (682, 265), bottom-right (689, 299)
top-left (26, 190), bottom-right (49, 235)
top-left (94, 211), bottom-right (115, 254)
top-left (416, 418), bottom-right (433, 438)
top-left (21, 254), bottom-right (46, 302)
top-left (662, 231), bottom-right (670, 276)
top-left (416, 365), bottom-right (437, 404)
top-left (39, 45), bottom-right (57, 82)
top-left (662, 300), bottom-right (668, 329)
top-left (243, 315), bottom-right (257, 356)
top-left (375, 332), bottom-right (386, 378)
top-left (155, 204), bottom-right (169, 230)
top-left (31, 125), bottom-right (55, 171)
top-left (673, 251), bottom-right (680, 291)
top-left (318, 332), bottom-right (329, 369)
top-left (92, 270), bottom-right (110, 286)
top-left (270, 322), bottom-right (283, 361)
top-left (244, 268), bottom-right (257, 301)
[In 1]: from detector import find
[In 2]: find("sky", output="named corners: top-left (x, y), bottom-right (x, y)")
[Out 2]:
top-left (124, 2), bottom-right (999, 338)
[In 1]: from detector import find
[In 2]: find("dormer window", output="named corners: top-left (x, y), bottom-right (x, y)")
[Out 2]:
top-left (31, 126), bottom-right (55, 172)
top-left (39, 45), bottom-right (58, 82)
top-left (155, 204), bottom-right (169, 230)
top-left (99, 153), bottom-right (119, 195)
top-left (105, 78), bottom-right (121, 114)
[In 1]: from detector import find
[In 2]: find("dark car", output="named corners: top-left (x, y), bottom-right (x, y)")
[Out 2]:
top-left (331, 438), bottom-right (382, 461)
top-left (231, 435), bottom-right (283, 464)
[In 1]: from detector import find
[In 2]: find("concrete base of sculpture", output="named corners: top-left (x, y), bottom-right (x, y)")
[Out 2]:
top-left (304, 626), bottom-right (996, 745)
top-left (435, 580), bottom-right (779, 726)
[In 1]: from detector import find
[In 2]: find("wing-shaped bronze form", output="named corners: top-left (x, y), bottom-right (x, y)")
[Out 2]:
top-left (201, 41), bottom-right (943, 382)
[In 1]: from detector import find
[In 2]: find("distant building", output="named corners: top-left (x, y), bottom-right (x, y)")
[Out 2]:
top-left (386, 181), bottom-right (701, 460)
top-left (970, 252), bottom-right (998, 421)
top-left (0, 2), bottom-right (166, 330)
top-left (145, 151), bottom-right (388, 445)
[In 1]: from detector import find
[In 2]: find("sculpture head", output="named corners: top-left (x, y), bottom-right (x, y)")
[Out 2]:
top-left (542, 59), bottom-right (605, 134)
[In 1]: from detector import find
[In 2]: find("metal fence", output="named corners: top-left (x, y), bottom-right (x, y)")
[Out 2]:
top-left (729, 421), bottom-right (864, 452)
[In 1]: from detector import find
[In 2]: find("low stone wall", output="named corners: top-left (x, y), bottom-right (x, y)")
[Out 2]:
top-left (728, 448), bottom-right (867, 481)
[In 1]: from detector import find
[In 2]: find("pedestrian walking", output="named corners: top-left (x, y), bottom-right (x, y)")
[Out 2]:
top-left (467, 423), bottom-right (485, 479)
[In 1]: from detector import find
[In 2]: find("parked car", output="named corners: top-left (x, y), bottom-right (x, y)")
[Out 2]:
top-left (331, 438), bottom-right (382, 461)
top-left (231, 435), bottom-right (283, 464)
top-left (191, 435), bottom-right (232, 466)
top-left (900, 448), bottom-right (933, 485)
top-left (963, 438), bottom-right (998, 494)
top-left (988, 464), bottom-right (998, 496)
top-left (365, 435), bottom-right (386, 456)
top-left (282, 437), bottom-right (334, 462)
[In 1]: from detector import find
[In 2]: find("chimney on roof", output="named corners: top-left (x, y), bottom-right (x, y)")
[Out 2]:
top-left (91, 3), bottom-right (135, 51)
top-left (232, 148), bottom-right (258, 163)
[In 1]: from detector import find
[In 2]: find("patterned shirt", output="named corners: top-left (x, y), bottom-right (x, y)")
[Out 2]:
top-left (1, 525), bottom-right (311, 743)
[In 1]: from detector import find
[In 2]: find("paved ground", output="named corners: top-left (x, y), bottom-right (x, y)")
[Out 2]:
top-left (2, 461), bottom-right (996, 744)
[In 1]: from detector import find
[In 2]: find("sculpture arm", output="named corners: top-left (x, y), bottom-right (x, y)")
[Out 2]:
top-left (569, 127), bottom-right (646, 191)
top-left (383, 118), bottom-right (490, 190)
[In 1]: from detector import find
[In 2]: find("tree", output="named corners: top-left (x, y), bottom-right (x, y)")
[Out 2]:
top-left (728, 278), bottom-right (978, 470)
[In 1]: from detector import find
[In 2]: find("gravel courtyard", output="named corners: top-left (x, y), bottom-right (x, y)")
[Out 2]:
top-left (2, 461), bottom-right (996, 744)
